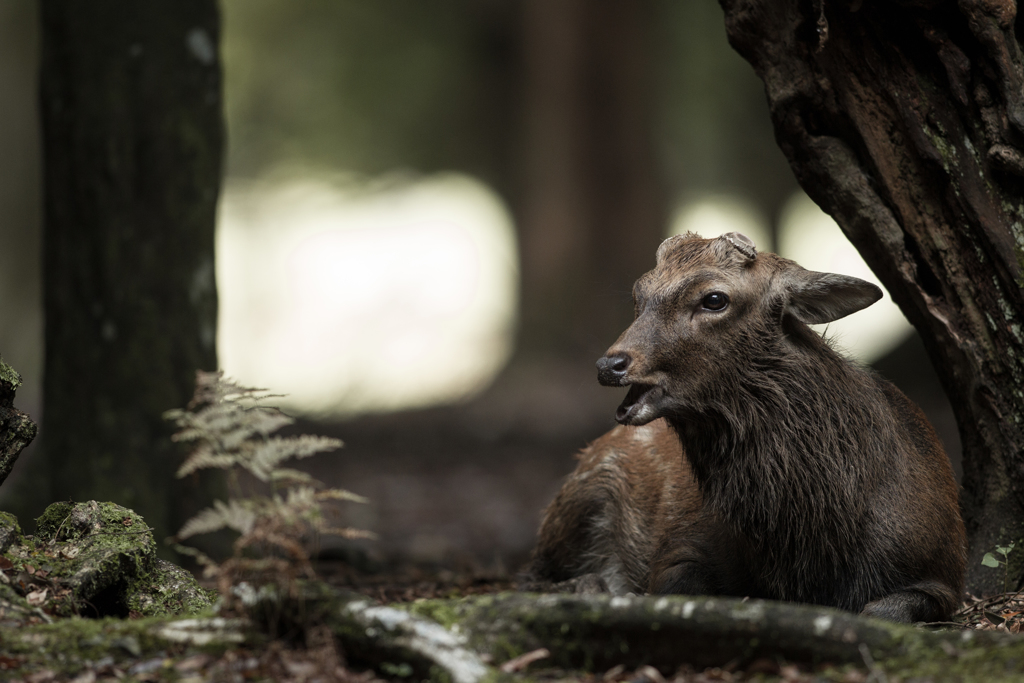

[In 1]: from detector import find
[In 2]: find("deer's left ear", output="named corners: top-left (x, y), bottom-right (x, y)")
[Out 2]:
top-left (781, 268), bottom-right (882, 324)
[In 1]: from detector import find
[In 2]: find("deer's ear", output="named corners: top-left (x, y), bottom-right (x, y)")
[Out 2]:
top-left (781, 268), bottom-right (882, 324)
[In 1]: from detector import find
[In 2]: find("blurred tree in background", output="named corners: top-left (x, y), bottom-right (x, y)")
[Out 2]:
top-left (219, 0), bottom-right (795, 366)
top-left (37, 0), bottom-right (223, 546)
top-left (0, 1), bottom-right (802, 565)
top-left (0, 2), bottom-right (42, 416)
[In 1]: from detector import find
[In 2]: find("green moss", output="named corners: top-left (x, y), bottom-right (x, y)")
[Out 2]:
top-left (35, 501), bottom-right (75, 538)
top-left (407, 598), bottom-right (466, 630)
top-left (7, 501), bottom-right (210, 618)
top-left (877, 628), bottom-right (1024, 681)
top-left (1017, 244), bottom-right (1024, 288)
top-left (0, 357), bottom-right (22, 391)
top-left (125, 557), bottom-right (215, 617)
top-left (0, 510), bottom-right (21, 534)
top-left (0, 614), bottom-right (245, 678)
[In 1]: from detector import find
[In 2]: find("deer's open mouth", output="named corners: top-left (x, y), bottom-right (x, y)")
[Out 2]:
top-left (615, 382), bottom-right (659, 424)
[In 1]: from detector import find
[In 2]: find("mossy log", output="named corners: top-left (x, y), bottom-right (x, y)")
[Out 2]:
top-left (1, 615), bottom-right (251, 677)
top-left (6, 586), bottom-right (1024, 680)
top-left (311, 590), bottom-right (1024, 682)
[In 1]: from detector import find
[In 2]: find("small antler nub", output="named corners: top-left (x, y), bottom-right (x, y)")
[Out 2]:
top-left (723, 232), bottom-right (757, 260)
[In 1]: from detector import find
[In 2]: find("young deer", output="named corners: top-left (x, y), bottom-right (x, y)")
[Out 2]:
top-left (528, 232), bottom-right (966, 623)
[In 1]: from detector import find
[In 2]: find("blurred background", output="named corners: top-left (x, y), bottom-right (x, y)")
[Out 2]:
top-left (0, 0), bottom-right (958, 574)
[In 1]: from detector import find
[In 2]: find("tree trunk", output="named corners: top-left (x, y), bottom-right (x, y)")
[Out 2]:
top-left (39, 0), bottom-right (223, 544)
top-left (718, 0), bottom-right (1024, 595)
top-left (517, 0), bottom-right (667, 362)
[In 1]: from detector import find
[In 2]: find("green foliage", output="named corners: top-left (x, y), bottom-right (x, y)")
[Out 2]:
top-left (982, 542), bottom-right (1017, 593)
top-left (165, 371), bottom-right (373, 608)
top-left (221, 0), bottom-right (510, 180)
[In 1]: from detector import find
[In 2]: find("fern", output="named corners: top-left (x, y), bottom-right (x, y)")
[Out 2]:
top-left (166, 371), bottom-right (373, 610)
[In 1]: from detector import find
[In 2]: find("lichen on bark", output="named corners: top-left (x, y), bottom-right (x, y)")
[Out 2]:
top-left (0, 356), bottom-right (37, 489)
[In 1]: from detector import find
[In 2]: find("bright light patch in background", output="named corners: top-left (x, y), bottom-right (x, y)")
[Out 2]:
top-left (669, 192), bottom-right (913, 364)
top-left (668, 194), bottom-right (771, 250)
top-left (778, 192), bottom-right (912, 363)
top-left (217, 173), bottom-right (518, 416)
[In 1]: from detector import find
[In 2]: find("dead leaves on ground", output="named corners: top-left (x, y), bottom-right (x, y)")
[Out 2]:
top-left (957, 591), bottom-right (1024, 633)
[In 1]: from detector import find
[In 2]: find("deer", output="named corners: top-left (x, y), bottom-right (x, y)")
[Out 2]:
top-left (526, 231), bottom-right (966, 623)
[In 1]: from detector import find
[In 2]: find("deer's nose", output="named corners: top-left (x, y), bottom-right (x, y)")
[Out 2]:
top-left (596, 353), bottom-right (631, 386)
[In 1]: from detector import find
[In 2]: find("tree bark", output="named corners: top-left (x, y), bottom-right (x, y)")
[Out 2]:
top-left (39, 1), bottom-right (223, 543)
top-left (0, 360), bottom-right (37, 489)
top-left (718, 0), bottom-right (1024, 594)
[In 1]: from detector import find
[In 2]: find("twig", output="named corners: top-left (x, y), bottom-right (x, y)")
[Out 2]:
top-left (499, 648), bottom-right (550, 673)
top-left (859, 643), bottom-right (888, 683)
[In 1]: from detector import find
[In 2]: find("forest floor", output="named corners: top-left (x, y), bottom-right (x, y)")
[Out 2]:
top-left (0, 348), bottom-right (998, 682)
top-left (5, 546), bottom-right (1024, 683)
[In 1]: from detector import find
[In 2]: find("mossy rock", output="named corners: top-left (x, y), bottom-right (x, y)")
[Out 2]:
top-left (0, 510), bottom-right (20, 552)
top-left (1, 502), bottom-right (213, 620)
top-left (0, 356), bottom-right (37, 488)
top-left (0, 356), bottom-right (22, 397)
top-left (126, 557), bottom-right (217, 617)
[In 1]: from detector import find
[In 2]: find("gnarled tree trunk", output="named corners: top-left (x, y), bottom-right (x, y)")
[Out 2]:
top-left (718, 0), bottom-right (1024, 594)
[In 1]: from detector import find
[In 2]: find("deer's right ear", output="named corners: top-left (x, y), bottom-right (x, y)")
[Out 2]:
top-left (781, 268), bottom-right (882, 325)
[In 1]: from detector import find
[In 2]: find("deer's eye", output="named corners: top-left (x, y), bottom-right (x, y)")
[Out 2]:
top-left (702, 292), bottom-right (729, 311)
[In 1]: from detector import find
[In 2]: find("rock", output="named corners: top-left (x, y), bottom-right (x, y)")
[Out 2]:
top-left (0, 510), bottom-right (20, 552)
top-left (126, 557), bottom-right (217, 617)
top-left (1, 501), bottom-right (213, 620)
top-left (0, 357), bottom-right (37, 488)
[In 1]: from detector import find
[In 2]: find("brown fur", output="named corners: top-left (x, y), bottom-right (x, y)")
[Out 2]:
top-left (528, 232), bottom-right (967, 623)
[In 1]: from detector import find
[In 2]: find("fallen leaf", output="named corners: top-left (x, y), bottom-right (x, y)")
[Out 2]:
top-left (26, 588), bottom-right (48, 606)
top-left (745, 658), bottom-right (780, 675)
top-left (780, 664), bottom-right (803, 681)
top-left (175, 654), bottom-right (212, 672)
top-left (284, 660), bottom-right (318, 677)
top-left (0, 556), bottom-right (13, 570)
top-left (0, 655), bottom-right (23, 670)
top-left (637, 665), bottom-right (666, 683)
top-left (603, 664), bottom-right (626, 680)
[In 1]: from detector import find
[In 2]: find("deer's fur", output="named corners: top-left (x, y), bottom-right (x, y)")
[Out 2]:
top-left (528, 232), bottom-right (966, 623)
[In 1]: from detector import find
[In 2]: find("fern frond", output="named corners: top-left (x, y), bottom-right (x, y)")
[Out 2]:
top-left (176, 443), bottom-right (240, 478)
top-left (176, 499), bottom-right (258, 540)
top-left (173, 402), bottom-right (294, 449)
top-left (248, 436), bottom-right (342, 481)
top-left (169, 370), bottom-right (374, 604)
top-left (315, 488), bottom-right (370, 504)
top-left (319, 526), bottom-right (379, 540)
top-left (189, 370), bottom-right (269, 408)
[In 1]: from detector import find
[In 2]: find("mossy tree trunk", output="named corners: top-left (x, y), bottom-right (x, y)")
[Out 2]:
top-left (39, 1), bottom-right (223, 543)
top-left (718, 0), bottom-right (1024, 594)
